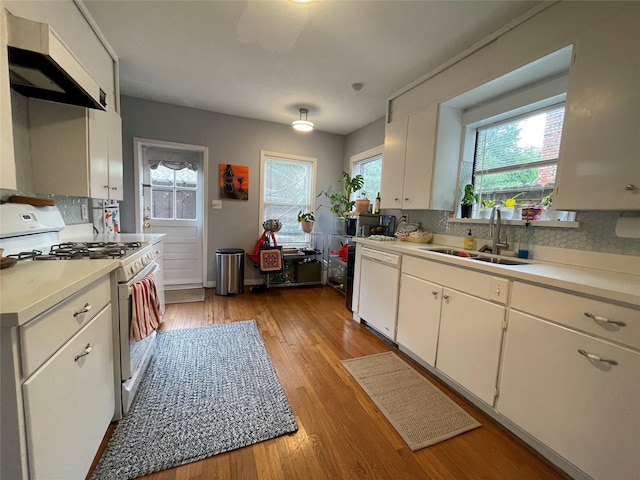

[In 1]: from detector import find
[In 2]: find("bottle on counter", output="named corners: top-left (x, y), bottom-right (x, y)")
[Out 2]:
top-left (518, 222), bottom-right (533, 259)
top-left (374, 192), bottom-right (381, 214)
top-left (463, 229), bottom-right (475, 250)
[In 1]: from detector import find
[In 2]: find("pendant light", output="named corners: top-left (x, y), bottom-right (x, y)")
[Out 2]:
top-left (292, 108), bottom-right (314, 132)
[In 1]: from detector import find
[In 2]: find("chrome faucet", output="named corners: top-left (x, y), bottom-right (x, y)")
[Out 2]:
top-left (489, 206), bottom-right (508, 255)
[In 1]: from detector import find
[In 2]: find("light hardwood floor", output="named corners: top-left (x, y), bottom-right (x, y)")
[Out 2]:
top-left (91, 286), bottom-right (567, 480)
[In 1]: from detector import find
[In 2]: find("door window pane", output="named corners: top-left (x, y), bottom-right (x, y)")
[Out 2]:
top-left (152, 189), bottom-right (174, 219)
top-left (175, 168), bottom-right (197, 188)
top-left (176, 190), bottom-right (196, 219)
top-left (150, 165), bottom-right (174, 186)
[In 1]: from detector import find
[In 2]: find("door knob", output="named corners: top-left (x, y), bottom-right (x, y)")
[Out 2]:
top-left (144, 215), bottom-right (150, 221)
top-left (144, 222), bottom-right (151, 228)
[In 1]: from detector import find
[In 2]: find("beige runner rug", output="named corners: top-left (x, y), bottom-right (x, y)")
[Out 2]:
top-left (341, 352), bottom-right (481, 450)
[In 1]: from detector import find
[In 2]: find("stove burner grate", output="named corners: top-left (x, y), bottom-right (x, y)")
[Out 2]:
top-left (7, 241), bottom-right (142, 261)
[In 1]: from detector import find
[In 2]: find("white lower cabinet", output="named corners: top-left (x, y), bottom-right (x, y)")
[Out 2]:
top-left (498, 311), bottom-right (640, 480)
top-left (436, 288), bottom-right (505, 405)
top-left (23, 305), bottom-right (115, 480)
top-left (395, 255), bottom-right (507, 405)
top-left (396, 274), bottom-right (443, 366)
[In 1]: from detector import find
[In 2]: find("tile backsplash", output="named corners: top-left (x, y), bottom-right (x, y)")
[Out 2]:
top-left (406, 210), bottom-right (640, 256)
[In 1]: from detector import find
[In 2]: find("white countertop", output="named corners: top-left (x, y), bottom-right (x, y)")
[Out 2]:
top-left (354, 238), bottom-right (640, 307)
top-left (0, 259), bottom-right (120, 327)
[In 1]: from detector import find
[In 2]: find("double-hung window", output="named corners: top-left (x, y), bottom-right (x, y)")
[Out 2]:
top-left (350, 146), bottom-right (383, 201)
top-left (457, 70), bottom-right (569, 211)
top-left (472, 104), bottom-right (565, 206)
top-left (260, 151), bottom-right (316, 246)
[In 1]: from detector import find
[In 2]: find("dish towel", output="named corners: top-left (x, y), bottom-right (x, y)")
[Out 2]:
top-left (130, 274), bottom-right (162, 341)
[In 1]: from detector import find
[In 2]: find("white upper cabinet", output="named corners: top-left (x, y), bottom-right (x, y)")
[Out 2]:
top-left (29, 98), bottom-right (123, 200)
top-left (554, 9), bottom-right (640, 210)
top-left (0, 6), bottom-right (16, 189)
top-left (381, 105), bottom-right (458, 211)
top-left (380, 116), bottom-right (407, 209)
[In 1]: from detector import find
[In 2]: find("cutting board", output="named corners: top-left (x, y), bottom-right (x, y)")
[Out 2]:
top-left (7, 195), bottom-right (55, 207)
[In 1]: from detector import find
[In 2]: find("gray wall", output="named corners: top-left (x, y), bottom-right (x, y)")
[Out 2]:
top-left (120, 96), bottom-right (345, 282)
top-left (343, 117), bottom-right (385, 169)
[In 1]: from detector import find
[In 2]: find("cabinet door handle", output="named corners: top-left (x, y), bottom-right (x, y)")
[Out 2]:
top-left (111, 186), bottom-right (118, 191)
top-left (443, 294), bottom-right (450, 302)
top-left (625, 184), bottom-right (636, 191)
top-left (584, 312), bottom-right (625, 327)
top-left (73, 302), bottom-right (92, 317)
top-left (74, 344), bottom-right (93, 362)
top-left (577, 349), bottom-right (618, 366)
top-left (431, 291), bottom-right (438, 298)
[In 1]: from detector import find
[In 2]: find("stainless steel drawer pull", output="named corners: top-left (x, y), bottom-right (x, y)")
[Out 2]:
top-left (578, 349), bottom-right (618, 366)
top-left (584, 312), bottom-right (626, 327)
top-left (73, 302), bottom-right (92, 317)
top-left (74, 344), bottom-right (93, 362)
top-left (73, 303), bottom-right (92, 317)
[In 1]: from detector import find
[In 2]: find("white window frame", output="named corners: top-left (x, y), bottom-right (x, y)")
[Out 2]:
top-left (459, 75), bottom-right (568, 206)
top-left (350, 145), bottom-right (383, 200)
top-left (259, 150), bottom-right (317, 246)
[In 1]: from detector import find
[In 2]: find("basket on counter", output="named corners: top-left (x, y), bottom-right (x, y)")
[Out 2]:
top-left (397, 232), bottom-right (433, 243)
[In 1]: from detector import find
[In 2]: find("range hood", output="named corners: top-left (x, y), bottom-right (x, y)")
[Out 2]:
top-left (6, 12), bottom-right (106, 110)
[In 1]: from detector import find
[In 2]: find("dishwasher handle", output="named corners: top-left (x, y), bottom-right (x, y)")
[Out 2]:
top-left (361, 248), bottom-right (401, 267)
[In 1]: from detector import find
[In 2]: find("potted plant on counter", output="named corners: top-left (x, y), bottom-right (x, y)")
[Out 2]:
top-left (297, 211), bottom-right (315, 233)
top-left (318, 171), bottom-right (365, 219)
top-left (355, 191), bottom-right (370, 214)
top-left (460, 184), bottom-right (478, 218)
top-left (540, 192), bottom-right (567, 221)
top-left (500, 192), bottom-right (523, 220)
top-left (479, 198), bottom-right (495, 219)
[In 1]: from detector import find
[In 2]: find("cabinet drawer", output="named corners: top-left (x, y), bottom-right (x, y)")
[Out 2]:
top-left (22, 305), bottom-right (115, 480)
top-left (403, 255), bottom-right (509, 304)
top-left (511, 282), bottom-right (640, 350)
top-left (498, 311), bottom-right (640, 480)
top-left (20, 276), bottom-right (111, 377)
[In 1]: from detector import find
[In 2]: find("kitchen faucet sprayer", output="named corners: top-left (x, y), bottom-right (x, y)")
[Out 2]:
top-left (489, 206), bottom-right (509, 255)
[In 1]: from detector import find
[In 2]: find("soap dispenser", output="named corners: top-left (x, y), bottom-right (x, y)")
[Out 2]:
top-left (464, 229), bottom-right (475, 250)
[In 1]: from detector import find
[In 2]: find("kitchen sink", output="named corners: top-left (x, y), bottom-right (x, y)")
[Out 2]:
top-left (420, 247), bottom-right (530, 266)
top-left (420, 248), bottom-right (469, 256)
top-left (470, 256), bottom-right (529, 266)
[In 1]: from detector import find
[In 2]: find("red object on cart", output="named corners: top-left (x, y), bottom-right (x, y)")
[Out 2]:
top-left (247, 230), bottom-right (278, 264)
top-left (331, 243), bottom-right (349, 263)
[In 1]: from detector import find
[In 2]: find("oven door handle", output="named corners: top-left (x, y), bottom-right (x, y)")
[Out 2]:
top-left (120, 262), bottom-right (160, 297)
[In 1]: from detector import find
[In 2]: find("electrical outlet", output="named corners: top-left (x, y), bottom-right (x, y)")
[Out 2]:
top-left (211, 200), bottom-right (222, 209)
top-left (81, 204), bottom-right (89, 222)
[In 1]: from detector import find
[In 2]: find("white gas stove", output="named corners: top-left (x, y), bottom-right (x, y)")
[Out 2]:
top-left (1, 202), bottom-right (164, 419)
top-left (0, 203), bottom-right (155, 282)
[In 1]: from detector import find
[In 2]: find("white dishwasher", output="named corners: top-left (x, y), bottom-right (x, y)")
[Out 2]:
top-left (358, 248), bottom-right (401, 340)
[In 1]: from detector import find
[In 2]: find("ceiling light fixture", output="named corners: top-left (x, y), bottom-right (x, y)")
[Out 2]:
top-left (287, 0), bottom-right (319, 4)
top-left (292, 108), bottom-right (314, 132)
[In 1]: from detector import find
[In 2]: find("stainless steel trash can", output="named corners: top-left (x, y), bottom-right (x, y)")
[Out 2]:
top-left (215, 248), bottom-right (244, 295)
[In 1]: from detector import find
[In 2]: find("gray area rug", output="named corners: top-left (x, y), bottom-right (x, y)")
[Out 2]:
top-left (91, 320), bottom-right (298, 479)
top-left (342, 352), bottom-right (481, 450)
top-left (164, 288), bottom-right (205, 304)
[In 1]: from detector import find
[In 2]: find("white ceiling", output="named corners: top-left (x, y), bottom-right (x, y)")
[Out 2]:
top-left (83, 0), bottom-right (544, 135)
